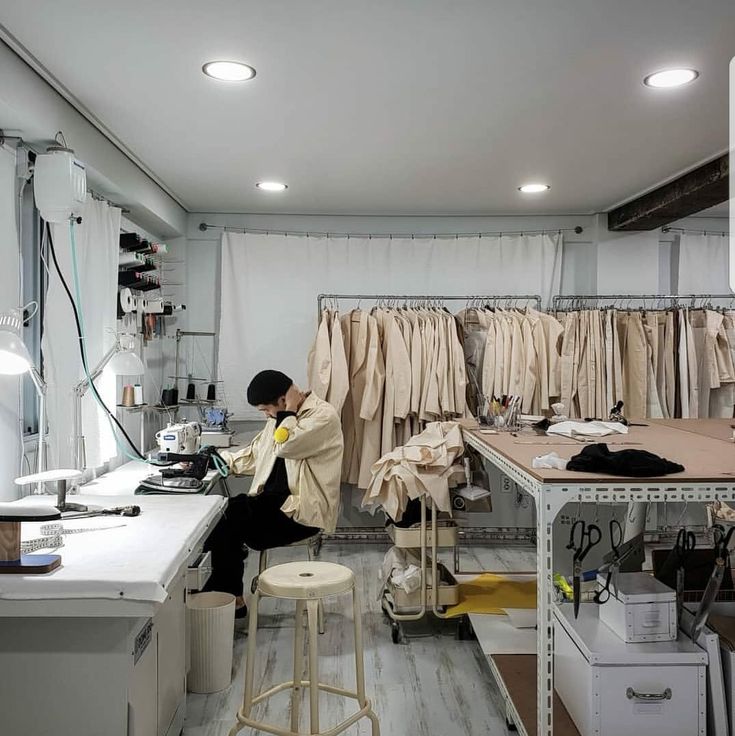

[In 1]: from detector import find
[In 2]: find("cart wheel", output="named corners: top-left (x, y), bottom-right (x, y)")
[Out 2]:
top-left (250, 575), bottom-right (259, 594)
top-left (506, 717), bottom-right (517, 732)
top-left (456, 615), bottom-right (475, 641)
top-left (391, 622), bottom-right (401, 644)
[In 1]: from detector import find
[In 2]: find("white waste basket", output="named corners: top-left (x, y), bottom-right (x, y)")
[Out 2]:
top-left (187, 591), bottom-right (236, 693)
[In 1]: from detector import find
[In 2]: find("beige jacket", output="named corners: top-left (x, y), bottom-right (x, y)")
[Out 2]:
top-left (221, 393), bottom-right (344, 532)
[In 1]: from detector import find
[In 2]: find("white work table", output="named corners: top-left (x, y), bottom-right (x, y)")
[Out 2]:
top-left (0, 461), bottom-right (228, 736)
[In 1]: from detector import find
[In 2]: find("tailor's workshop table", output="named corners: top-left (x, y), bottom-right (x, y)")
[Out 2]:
top-left (461, 418), bottom-right (735, 736)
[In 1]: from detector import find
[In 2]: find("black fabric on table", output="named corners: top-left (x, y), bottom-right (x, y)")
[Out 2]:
top-left (566, 443), bottom-right (684, 477)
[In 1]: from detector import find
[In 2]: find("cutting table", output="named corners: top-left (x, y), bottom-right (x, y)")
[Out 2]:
top-left (0, 462), bottom-right (227, 736)
top-left (461, 418), bottom-right (735, 736)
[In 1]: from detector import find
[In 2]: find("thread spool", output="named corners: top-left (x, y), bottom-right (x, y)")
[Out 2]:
top-left (207, 383), bottom-right (216, 401)
top-left (161, 388), bottom-right (178, 407)
top-left (186, 382), bottom-right (196, 401)
top-left (122, 385), bottom-right (135, 407)
top-left (452, 495), bottom-right (466, 511)
top-left (133, 384), bottom-right (144, 405)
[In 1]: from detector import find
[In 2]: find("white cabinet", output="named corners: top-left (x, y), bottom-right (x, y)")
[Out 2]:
top-left (554, 603), bottom-right (707, 736)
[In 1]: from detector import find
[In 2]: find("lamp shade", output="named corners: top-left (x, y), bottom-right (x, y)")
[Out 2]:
top-left (107, 349), bottom-right (145, 376)
top-left (0, 328), bottom-right (33, 375)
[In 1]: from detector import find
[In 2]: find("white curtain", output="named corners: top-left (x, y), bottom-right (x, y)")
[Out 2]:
top-left (677, 232), bottom-right (730, 293)
top-left (43, 197), bottom-right (121, 468)
top-left (219, 232), bottom-right (562, 419)
top-left (0, 145), bottom-right (21, 499)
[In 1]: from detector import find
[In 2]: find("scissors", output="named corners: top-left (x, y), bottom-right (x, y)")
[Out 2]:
top-left (674, 528), bottom-right (695, 622)
top-left (594, 519), bottom-right (635, 605)
top-left (567, 520), bottom-right (602, 618)
top-left (691, 525), bottom-right (732, 641)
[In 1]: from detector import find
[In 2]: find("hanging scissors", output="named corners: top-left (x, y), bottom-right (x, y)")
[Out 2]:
top-left (567, 520), bottom-right (602, 618)
top-left (690, 525), bottom-right (732, 641)
top-left (673, 528), bottom-right (696, 622)
top-left (594, 519), bottom-right (625, 605)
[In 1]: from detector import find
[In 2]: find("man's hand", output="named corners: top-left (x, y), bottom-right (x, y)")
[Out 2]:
top-left (284, 384), bottom-right (305, 413)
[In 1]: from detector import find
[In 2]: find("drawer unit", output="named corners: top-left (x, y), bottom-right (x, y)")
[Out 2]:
top-left (187, 550), bottom-right (213, 592)
top-left (598, 571), bottom-right (677, 642)
top-left (388, 521), bottom-right (458, 548)
top-left (554, 603), bottom-right (707, 736)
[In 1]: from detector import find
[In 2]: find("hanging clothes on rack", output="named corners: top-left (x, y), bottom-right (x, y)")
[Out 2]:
top-left (552, 295), bottom-right (735, 420)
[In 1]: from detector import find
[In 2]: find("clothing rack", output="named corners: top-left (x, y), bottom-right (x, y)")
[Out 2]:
top-left (552, 293), bottom-right (735, 311)
top-left (316, 293), bottom-right (543, 320)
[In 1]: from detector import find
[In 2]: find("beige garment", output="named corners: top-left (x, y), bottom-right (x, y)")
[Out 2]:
top-left (678, 310), bottom-right (691, 418)
top-left (343, 310), bottom-right (370, 483)
top-left (449, 316), bottom-right (468, 417)
top-left (326, 310), bottom-right (349, 413)
top-left (507, 311), bottom-right (525, 398)
top-left (435, 313), bottom-right (452, 415)
top-left (663, 311), bottom-right (676, 419)
top-left (611, 310), bottom-right (623, 410)
top-left (529, 310), bottom-right (552, 411)
top-left (520, 313), bottom-right (538, 412)
top-left (408, 311), bottom-right (423, 416)
top-left (619, 312), bottom-right (648, 419)
top-left (362, 421), bottom-right (463, 522)
top-left (481, 313), bottom-right (497, 401)
top-left (710, 312), bottom-right (735, 418)
top-left (559, 311), bottom-right (578, 417)
top-left (222, 393), bottom-right (343, 532)
top-left (357, 313), bottom-right (386, 488)
top-left (419, 312), bottom-right (438, 420)
top-left (603, 310), bottom-right (615, 413)
top-left (576, 311), bottom-right (590, 418)
top-left (500, 311), bottom-right (514, 395)
top-left (542, 312), bottom-right (564, 401)
top-left (642, 312), bottom-right (663, 419)
top-left (588, 310), bottom-right (605, 418)
top-left (493, 311), bottom-right (507, 398)
top-left (307, 309), bottom-right (332, 400)
top-left (381, 311), bottom-right (412, 456)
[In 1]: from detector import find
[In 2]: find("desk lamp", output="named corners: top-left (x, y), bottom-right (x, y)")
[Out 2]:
top-left (72, 333), bottom-right (145, 471)
top-left (14, 468), bottom-right (84, 513)
top-left (0, 307), bottom-right (46, 494)
top-left (0, 502), bottom-right (63, 574)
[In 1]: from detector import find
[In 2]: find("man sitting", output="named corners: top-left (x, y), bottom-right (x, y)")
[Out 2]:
top-left (205, 369), bottom-right (343, 615)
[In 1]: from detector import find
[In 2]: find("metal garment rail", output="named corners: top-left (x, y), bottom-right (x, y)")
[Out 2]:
top-left (552, 293), bottom-right (735, 311)
top-left (317, 293), bottom-right (543, 320)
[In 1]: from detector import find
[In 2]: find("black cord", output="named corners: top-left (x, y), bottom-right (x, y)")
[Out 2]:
top-left (45, 222), bottom-right (145, 460)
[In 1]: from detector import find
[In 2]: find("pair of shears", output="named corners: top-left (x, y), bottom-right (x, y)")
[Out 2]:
top-left (690, 525), bottom-right (733, 641)
top-left (594, 519), bottom-right (637, 605)
top-left (673, 528), bottom-right (696, 622)
top-left (567, 519), bottom-right (601, 618)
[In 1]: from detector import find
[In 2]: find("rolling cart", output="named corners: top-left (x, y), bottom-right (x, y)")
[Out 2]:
top-left (381, 496), bottom-right (474, 643)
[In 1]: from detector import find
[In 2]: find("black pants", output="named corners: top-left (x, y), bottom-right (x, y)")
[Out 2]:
top-left (204, 490), bottom-right (319, 597)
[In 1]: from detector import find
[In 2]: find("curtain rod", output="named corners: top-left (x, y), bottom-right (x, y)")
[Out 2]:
top-left (553, 293), bottom-right (735, 308)
top-left (198, 222), bottom-right (584, 238)
top-left (661, 226), bottom-right (728, 236)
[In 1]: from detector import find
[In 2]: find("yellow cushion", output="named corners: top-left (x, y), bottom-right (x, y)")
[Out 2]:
top-left (273, 426), bottom-right (290, 444)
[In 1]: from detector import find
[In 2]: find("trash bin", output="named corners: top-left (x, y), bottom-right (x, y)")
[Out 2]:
top-left (187, 591), bottom-right (236, 693)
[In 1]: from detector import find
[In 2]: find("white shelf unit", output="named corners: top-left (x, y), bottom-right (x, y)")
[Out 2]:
top-left (462, 428), bottom-right (735, 736)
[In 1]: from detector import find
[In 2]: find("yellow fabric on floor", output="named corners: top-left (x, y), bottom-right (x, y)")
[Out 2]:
top-left (445, 573), bottom-right (537, 618)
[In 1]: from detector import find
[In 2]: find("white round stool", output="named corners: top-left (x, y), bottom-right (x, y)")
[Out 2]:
top-left (230, 561), bottom-right (380, 736)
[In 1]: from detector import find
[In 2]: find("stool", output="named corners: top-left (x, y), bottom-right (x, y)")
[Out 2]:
top-left (230, 561), bottom-right (380, 736)
top-left (251, 533), bottom-right (324, 634)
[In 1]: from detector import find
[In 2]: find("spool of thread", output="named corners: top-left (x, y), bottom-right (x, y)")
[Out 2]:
top-left (207, 383), bottom-right (216, 401)
top-left (186, 382), bottom-right (196, 401)
top-left (122, 385), bottom-right (136, 407)
top-left (133, 384), bottom-right (144, 405)
top-left (161, 388), bottom-right (178, 407)
top-left (137, 296), bottom-right (148, 313)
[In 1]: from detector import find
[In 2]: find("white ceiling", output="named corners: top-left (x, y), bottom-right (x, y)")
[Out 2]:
top-left (0, 0), bottom-right (733, 215)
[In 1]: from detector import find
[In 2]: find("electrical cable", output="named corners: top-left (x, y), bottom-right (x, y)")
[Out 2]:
top-left (46, 221), bottom-right (145, 460)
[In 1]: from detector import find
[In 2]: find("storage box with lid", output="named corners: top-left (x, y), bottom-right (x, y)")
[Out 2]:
top-left (554, 603), bottom-right (707, 736)
top-left (597, 571), bottom-right (677, 642)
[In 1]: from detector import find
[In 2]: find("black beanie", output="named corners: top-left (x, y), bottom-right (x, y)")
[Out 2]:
top-left (247, 370), bottom-right (293, 406)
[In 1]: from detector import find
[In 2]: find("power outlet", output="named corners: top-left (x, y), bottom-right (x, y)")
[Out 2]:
top-left (501, 476), bottom-right (512, 493)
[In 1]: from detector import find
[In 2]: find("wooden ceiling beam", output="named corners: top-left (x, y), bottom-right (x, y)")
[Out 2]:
top-left (607, 154), bottom-right (728, 231)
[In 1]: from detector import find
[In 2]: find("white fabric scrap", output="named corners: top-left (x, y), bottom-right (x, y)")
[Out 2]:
top-left (546, 420), bottom-right (628, 438)
top-left (532, 452), bottom-right (568, 470)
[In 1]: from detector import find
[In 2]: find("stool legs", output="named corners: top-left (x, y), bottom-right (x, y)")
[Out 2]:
top-left (291, 600), bottom-right (306, 733)
top-left (243, 590), bottom-right (260, 716)
top-left (307, 599), bottom-right (320, 734)
top-left (353, 586), bottom-right (380, 736)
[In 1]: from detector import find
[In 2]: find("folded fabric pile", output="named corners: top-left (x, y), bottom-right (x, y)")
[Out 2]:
top-left (567, 443), bottom-right (684, 477)
top-left (546, 420), bottom-right (628, 438)
top-left (362, 421), bottom-right (464, 522)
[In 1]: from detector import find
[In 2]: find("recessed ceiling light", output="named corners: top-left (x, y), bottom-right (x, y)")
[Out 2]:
top-left (202, 60), bottom-right (256, 82)
top-left (518, 183), bottom-right (550, 194)
top-left (255, 181), bottom-right (288, 192)
top-left (643, 68), bottom-right (699, 88)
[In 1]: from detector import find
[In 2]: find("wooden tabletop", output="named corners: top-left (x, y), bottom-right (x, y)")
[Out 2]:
top-left (650, 418), bottom-right (735, 443)
top-left (461, 418), bottom-right (735, 485)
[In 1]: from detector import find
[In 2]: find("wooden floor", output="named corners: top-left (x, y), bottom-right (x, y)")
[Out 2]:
top-left (184, 543), bottom-right (536, 736)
